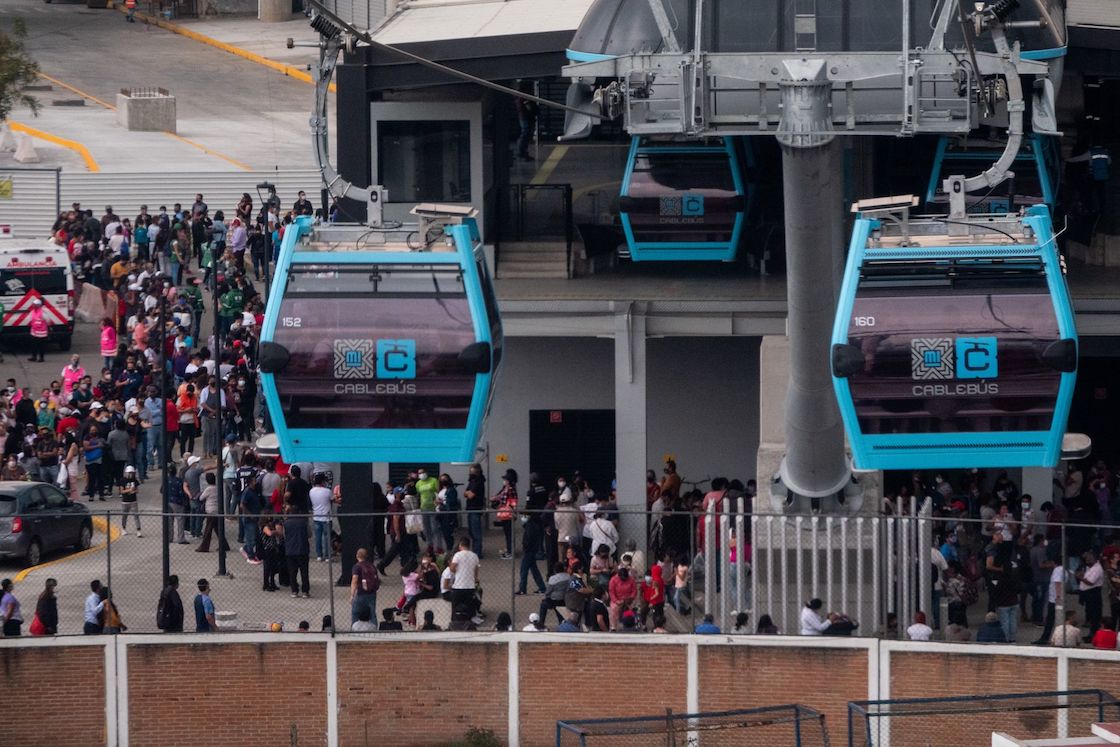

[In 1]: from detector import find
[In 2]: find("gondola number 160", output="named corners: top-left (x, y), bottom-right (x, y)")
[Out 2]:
top-left (282, 317), bottom-right (302, 327)
top-left (854, 316), bottom-right (875, 327)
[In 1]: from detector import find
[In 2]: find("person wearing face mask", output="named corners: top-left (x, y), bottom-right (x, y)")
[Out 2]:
top-left (515, 506), bottom-right (547, 595)
top-left (491, 469), bottom-right (519, 560)
top-left (1, 454), bottom-right (26, 481)
top-left (436, 473), bottom-right (459, 554)
top-left (62, 355), bottom-right (86, 396)
top-left (414, 468), bottom-right (440, 554)
top-left (608, 566), bottom-right (638, 631)
top-left (659, 460), bottom-right (681, 504)
top-left (463, 464), bottom-right (486, 559)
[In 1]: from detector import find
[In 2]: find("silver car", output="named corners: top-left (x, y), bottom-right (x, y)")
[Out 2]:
top-left (0, 481), bottom-right (92, 566)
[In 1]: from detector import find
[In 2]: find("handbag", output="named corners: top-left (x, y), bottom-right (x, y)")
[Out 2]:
top-left (29, 614), bottom-right (46, 636)
top-left (405, 511), bottom-right (423, 535)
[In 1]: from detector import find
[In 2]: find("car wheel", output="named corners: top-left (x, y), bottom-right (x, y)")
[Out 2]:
top-left (77, 523), bottom-right (92, 550)
top-left (26, 539), bottom-right (42, 567)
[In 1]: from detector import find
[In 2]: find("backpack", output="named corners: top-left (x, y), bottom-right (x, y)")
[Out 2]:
top-left (355, 562), bottom-right (381, 594)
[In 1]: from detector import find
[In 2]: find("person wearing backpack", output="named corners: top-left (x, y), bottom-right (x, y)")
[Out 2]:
top-left (349, 548), bottom-right (381, 630)
top-left (157, 576), bottom-right (184, 633)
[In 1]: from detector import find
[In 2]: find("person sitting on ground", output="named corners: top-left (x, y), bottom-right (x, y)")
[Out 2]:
top-left (945, 620), bottom-right (972, 642)
top-left (557, 611), bottom-right (582, 633)
top-left (977, 611), bottom-right (1008, 643)
top-left (618, 609), bottom-right (642, 633)
top-left (420, 609), bottom-right (441, 632)
top-left (906, 611), bottom-right (933, 641)
top-left (695, 613), bottom-right (721, 634)
top-left (731, 611), bottom-right (750, 634)
top-left (522, 612), bottom-right (547, 632)
top-left (756, 614), bottom-right (780, 635)
top-left (1092, 618), bottom-right (1118, 650)
top-left (378, 607), bottom-right (403, 632)
top-left (1051, 610), bottom-right (1083, 648)
top-left (494, 611), bottom-right (513, 632)
top-left (351, 606), bottom-right (377, 632)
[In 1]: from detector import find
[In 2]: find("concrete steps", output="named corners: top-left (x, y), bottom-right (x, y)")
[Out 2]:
top-left (496, 241), bottom-right (569, 279)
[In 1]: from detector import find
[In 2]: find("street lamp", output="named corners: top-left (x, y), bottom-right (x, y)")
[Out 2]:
top-left (158, 285), bottom-right (170, 587)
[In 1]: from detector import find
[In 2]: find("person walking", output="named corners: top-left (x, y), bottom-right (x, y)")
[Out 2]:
top-left (119, 465), bottom-right (141, 537)
top-left (157, 576), bottom-right (185, 633)
top-left (31, 578), bottom-right (58, 635)
top-left (193, 579), bottom-right (216, 632)
top-left (83, 580), bottom-right (105, 635)
top-left (515, 509), bottom-right (547, 596)
top-left (82, 425), bottom-right (105, 501)
top-left (349, 548), bottom-right (380, 629)
top-left (284, 506), bottom-right (311, 598)
top-left (0, 578), bottom-right (23, 636)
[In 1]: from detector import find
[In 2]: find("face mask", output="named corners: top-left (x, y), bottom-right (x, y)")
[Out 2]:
top-left (519, 515), bottom-right (529, 525)
top-left (1022, 502), bottom-right (1030, 510)
top-left (387, 495), bottom-right (397, 505)
top-left (418, 473), bottom-right (427, 480)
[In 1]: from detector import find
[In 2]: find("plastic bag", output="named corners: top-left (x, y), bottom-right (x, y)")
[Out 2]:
top-left (56, 462), bottom-right (69, 489)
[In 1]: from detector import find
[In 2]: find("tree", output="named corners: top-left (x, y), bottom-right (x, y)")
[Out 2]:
top-left (0, 18), bottom-right (40, 122)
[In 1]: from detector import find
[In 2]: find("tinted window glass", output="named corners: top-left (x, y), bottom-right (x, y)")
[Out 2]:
top-left (273, 283), bottom-right (476, 430)
top-left (378, 121), bottom-right (471, 203)
top-left (43, 486), bottom-right (68, 509)
top-left (477, 259), bottom-right (502, 369)
top-left (1, 267), bottom-right (67, 296)
top-left (620, 150), bottom-right (744, 244)
top-left (846, 285), bottom-right (1060, 434)
top-left (0, 497), bottom-right (15, 516)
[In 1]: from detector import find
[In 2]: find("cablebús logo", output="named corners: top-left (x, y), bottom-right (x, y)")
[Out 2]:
top-left (910, 337), bottom-right (998, 395)
top-left (333, 338), bottom-right (417, 394)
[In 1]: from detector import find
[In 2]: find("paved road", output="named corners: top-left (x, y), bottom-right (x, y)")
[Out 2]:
top-left (1, 0), bottom-right (327, 171)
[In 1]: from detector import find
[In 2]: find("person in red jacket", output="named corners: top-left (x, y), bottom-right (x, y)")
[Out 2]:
top-left (608, 566), bottom-right (638, 632)
top-left (640, 563), bottom-right (666, 629)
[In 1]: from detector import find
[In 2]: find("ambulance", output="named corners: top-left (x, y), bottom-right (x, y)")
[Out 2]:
top-left (0, 227), bottom-right (75, 350)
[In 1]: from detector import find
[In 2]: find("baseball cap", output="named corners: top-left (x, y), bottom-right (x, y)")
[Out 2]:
top-left (90, 402), bottom-right (104, 410)
top-left (124, 465), bottom-right (136, 474)
top-left (188, 456), bottom-right (201, 466)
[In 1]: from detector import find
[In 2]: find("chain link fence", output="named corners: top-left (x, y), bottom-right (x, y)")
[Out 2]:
top-left (2, 503), bottom-right (1117, 642)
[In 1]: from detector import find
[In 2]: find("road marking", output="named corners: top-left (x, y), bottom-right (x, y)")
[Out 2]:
top-left (529, 145), bottom-right (569, 186)
top-left (108, 1), bottom-right (336, 92)
top-left (8, 121), bottom-right (100, 172)
top-left (37, 71), bottom-right (117, 111)
top-left (36, 70), bottom-right (251, 170)
top-left (13, 515), bottom-right (122, 584)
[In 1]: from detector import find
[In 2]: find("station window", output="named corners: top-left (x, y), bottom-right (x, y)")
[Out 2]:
top-left (377, 120), bottom-right (471, 203)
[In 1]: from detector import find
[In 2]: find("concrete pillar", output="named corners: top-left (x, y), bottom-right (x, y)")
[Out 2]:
top-left (336, 462), bottom-right (374, 588)
top-left (613, 301), bottom-right (647, 549)
top-left (258, 0), bottom-right (291, 23)
top-left (1022, 467), bottom-right (1056, 510)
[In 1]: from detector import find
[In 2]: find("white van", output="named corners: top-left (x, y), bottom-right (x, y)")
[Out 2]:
top-left (0, 242), bottom-right (75, 351)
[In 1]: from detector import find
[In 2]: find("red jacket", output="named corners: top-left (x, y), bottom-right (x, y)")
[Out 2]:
top-left (641, 564), bottom-right (666, 605)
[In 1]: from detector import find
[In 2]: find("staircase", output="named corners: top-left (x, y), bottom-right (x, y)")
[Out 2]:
top-left (495, 241), bottom-right (570, 279)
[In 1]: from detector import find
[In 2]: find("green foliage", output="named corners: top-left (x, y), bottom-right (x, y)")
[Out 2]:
top-left (0, 18), bottom-right (41, 121)
top-left (445, 726), bottom-right (502, 747)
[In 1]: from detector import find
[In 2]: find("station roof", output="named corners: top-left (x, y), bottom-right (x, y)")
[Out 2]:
top-left (351, 0), bottom-right (595, 91)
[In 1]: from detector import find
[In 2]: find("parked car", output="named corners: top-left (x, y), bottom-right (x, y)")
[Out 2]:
top-left (0, 481), bottom-right (92, 566)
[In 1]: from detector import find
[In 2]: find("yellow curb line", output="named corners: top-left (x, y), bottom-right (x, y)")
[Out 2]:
top-left (38, 72), bottom-right (117, 111)
top-left (110, 3), bottom-right (335, 93)
top-left (7, 121), bottom-right (100, 172)
top-left (37, 71), bottom-right (252, 171)
top-left (529, 145), bottom-right (569, 186)
top-left (13, 515), bottom-right (121, 584)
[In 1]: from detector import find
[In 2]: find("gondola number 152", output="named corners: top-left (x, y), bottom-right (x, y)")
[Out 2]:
top-left (282, 317), bottom-right (302, 327)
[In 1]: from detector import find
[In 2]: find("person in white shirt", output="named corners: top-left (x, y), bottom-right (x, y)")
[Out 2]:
top-left (522, 612), bottom-right (547, 632)
top-left (1050, 610), bottom-right (1083, 648)
top-left (83, 580), bottom-right (106, 635)
top-left (588, 512), bottom-right (619, 557)
top-left (907, 611), bottom-right (933, 641)
top-left (309, 474), bottom-right (335, 562)
top-left (800, 598), bottom-right (832, 635)
top-left (449, 536), bottom-right (482, 625)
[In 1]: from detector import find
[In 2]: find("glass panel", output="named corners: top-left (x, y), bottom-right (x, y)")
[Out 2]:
top-left (0, 498), bottom-right (16, 516)
top-left (378, 120), bottom-right (471, 203)
top-left (621, 150), bottom-right (743, 244)
top-left (43, 486), bottom-right (68, 509)
top-left (846, 286), bottom-right (1061, 434)
top-left (284, 265), bottom-right (465, 296)
top-left (272, 293), bottom-right (476, 430)
top-left (0, 267), bottom-right (67, 296)
top-left (477, 259), bottom-right (502, 368)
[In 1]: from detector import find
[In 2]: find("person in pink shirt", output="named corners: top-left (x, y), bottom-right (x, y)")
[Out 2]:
top-left (61, 354), bottom-right (85, 395)
top-left (100, 318), bottom-right (118, 371)
top-left (608, 566), bottom-right (638, 631)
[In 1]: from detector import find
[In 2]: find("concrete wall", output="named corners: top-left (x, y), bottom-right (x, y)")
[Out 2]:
top-left (647, 336), bottom-right (761, 484)
top-left (480, 336), bottom-right (615, 478)
top-left (478, 335), bottom-right (761, 493)
top-left (7, 635), bottom-right (1119, 747)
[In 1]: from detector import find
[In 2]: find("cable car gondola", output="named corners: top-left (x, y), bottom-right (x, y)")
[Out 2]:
top-left (618, 137), bottom-right (749, 261)
top-left (259, 209), bottom-right (502, 464)
top-left (831, 201), bottom-right (1077, 470)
